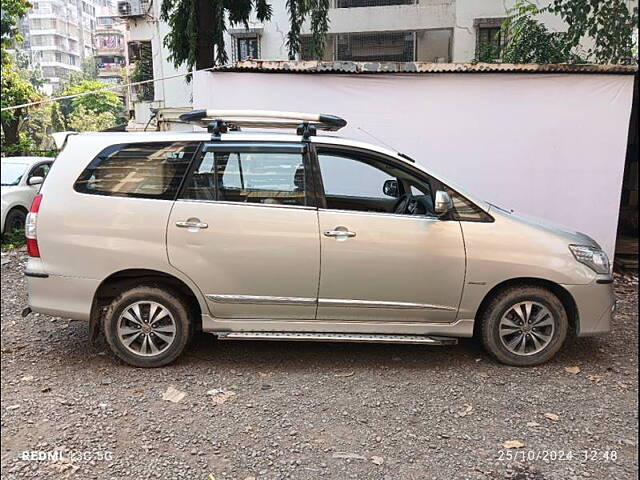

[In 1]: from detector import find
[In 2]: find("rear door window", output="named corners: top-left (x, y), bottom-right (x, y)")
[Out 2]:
top-left (74, 142), bottom-right (199, 199)
top-left (181, 149), bottom-right (308, 207)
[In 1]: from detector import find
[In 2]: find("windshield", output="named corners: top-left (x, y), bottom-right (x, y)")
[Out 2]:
top-left (1, 163), bottom-right (28, 186)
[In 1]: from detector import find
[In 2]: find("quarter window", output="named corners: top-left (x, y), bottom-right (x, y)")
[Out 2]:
top-left (181, 151), bottom-right (307, 206)
top-left (74, 142), bottom-right (198, 199)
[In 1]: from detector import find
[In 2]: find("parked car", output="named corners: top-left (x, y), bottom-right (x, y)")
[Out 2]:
top-left (1, 156), bottom-right (53, 235)
top-left (24, 111), bottom-right (615, 368)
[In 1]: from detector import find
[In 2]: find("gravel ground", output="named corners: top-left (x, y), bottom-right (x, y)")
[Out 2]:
top-left (1, 250), bottom-right (638, 480)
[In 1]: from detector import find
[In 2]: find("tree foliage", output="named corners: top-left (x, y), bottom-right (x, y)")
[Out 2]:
top-left (1, 0), bottom-right (30, 64)
top-left (500, 1), bottom-right (578, 64)
top-left (1, 62), bottom-right (41, 151)
top-left (22, 103), bottom-right (55, 150)
top-left (160, 0), bottom-right (330, 72)
top-left (0, 0), bottom-right (39, 153)
top-left (548, 0), bottom-right (638, 65)
top-left (50, 101), bottom-right (65, 132)
top-left (59, 80), bottom-right (123, 127)
top-left (67, 105), bottom-right (117, 132)
top-left (287, 0), bottom-right (330, 60)
top-left (498, 0), bottom-right (638, 65)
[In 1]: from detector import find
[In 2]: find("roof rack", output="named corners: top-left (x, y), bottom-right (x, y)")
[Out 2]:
top-left (178, 109), bottom-right (347, 140)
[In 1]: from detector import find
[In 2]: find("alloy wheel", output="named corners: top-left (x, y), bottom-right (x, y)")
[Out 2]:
top-left (117, 301), bottom-right (177, 357)
top-left (499, 301), bottom-right (555, 356)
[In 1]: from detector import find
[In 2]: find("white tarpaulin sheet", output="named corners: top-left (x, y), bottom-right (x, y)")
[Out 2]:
top-left (193, 71), bottom-right (634, 258)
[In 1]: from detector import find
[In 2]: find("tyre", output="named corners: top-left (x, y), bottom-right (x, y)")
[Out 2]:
top-left (4, 208), bottom-right (26, 234)
top-left (103, 285), bottom-right (192, 367)
top-left (480, 286), bottom-right (568, 366)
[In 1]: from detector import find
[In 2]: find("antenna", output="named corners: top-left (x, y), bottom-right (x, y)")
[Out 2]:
top-left (356, 127), bottom-right (415, 163)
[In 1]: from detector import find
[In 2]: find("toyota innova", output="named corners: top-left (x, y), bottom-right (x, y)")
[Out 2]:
top-left (24, 110), bottom-right (615, 367)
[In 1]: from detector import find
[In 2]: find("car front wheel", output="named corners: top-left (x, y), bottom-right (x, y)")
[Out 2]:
top-left (480, 286), bottom-right (568, 366)
top-left (103, 285), bottom-right (192, 367)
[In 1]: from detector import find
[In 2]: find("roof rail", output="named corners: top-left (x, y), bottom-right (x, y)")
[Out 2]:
top-left (178, 109), bottom-right (347, 134)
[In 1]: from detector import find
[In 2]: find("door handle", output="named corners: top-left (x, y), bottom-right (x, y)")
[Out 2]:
top-left (324, 228), bottom-right (356, 238)
top-left (176, 220), bottom-right (208, 229)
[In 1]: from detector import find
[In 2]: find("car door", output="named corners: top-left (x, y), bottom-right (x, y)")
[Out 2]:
top-left (23, 161), bottom-right (52, 204)
top-left (167, 142), bottom-right (321, 320)
top-left (313, 145), bottom-right (466, 324)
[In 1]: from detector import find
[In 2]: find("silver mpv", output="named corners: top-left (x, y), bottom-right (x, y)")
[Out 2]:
top-left (25, 110), bottom-right (615, 367)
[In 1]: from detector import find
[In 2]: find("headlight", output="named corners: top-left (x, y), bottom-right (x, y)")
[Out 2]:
top-left (569, 245), bottom-right (610, 274)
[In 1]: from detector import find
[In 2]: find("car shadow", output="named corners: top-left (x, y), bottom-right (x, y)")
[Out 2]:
top-left (174, 330), bottom-right (609, 372)
top-left (45, 320), bottom-right (609, 373)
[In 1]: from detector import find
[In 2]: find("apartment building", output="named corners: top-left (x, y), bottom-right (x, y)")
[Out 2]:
top-left (21, 0), bottom-right (98, 94)
top-left (94, 0), bottom-right (127, 86)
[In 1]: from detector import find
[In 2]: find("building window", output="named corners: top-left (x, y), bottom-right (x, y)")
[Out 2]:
top-left (97, 16), bottom-right (113, 26)
top-left (335, 0), bottom-right (415, 7)
top-left (128, 41), bottom-right (154, 101)
top-left (233, 36), bottom-right (260, 61)
top-left (336, 31), bottom-right (415, 62)
top-left (474, 18), bottom-right (505, 62)
top-left (300, 36), bottom-right (316, 60)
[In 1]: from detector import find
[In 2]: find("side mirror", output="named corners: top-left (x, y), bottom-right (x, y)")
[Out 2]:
top-left (383, 179), bottom-right (399, 197)
top-left (434, 190), bottom-right (453, 215)
top-left (28, 176), bottom-right (44, 186)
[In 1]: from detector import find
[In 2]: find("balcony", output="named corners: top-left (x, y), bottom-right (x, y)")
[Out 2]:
top-left (116, 0), bottom-right (152, 18)
top-left (335, 0), bottom-right (417, 7)
top-left (322, 0), bottom-right (455, 33)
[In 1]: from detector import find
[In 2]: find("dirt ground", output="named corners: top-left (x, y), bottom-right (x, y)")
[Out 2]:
top-left (1, 250), bottom-right (638, 480)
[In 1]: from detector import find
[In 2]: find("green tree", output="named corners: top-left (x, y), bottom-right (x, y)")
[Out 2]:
top-left (1, 62), bottom-right (41, 151)
top-left (1, 0), bottom-right (40, 153)
top-left (67, 105), bottom-right (117, 132)
top-left (500, 0), bottom-right (638, 65)
top-left (0, 0), bottom-right (30, 64)
top-left (549, 0), bottom-right (638, 65)
top-left (500, 1), bottom-right (578, 64)
top-left (22, 104), bottom-right (55, 151)
top-left (50, 101), bottom-right (65, 132)
top-left (59, 80), bottom-right (123, 123)
top-left (160, 0), bottom-right (330, 73)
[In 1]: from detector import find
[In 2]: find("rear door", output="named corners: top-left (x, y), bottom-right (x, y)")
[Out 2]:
top-left (167, 142), bottom-right (321, 320)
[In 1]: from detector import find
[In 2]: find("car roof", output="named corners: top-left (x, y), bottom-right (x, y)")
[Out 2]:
top-left (1, 156), bottom-right (52, 165)
top-left (66, 130), bottom-right (408, 163)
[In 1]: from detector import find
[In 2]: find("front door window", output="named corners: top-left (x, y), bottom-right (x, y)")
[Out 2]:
top-left (317, 149), bottom-right (434, 216)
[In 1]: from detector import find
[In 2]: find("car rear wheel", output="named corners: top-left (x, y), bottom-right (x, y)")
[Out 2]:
top-left (103, 285), bottom-right (192, 367)
top-left (4, 208), bottom-right (26, 234)
top-left (480, 286), bottom-right (568, 366)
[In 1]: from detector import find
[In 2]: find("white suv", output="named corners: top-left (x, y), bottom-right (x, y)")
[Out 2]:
top-left (24, 111), bottom-right (615, 367)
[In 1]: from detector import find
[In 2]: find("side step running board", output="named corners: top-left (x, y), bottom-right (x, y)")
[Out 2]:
top-left (216, 331), bottom-right (457, 345)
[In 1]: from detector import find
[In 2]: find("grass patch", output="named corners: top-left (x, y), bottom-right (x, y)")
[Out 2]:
top-left (1, 229), bottom-right (26, 252)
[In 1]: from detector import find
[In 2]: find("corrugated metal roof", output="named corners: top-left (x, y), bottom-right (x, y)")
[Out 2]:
top-left (214, 60), bottom-right (638, 75)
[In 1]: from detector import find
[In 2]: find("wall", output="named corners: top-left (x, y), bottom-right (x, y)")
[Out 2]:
top-left (127, 1), bottom-right (192, 110)
top-left (192, 70), bottom-right (635, 258)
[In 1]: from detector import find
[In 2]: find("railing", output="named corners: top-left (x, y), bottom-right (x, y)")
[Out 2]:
top-left (334, 0), bottom-right (417, 8)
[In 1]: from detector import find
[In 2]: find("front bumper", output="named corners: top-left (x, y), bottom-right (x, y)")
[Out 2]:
top-left (563, 278), bottom-right (616, 336)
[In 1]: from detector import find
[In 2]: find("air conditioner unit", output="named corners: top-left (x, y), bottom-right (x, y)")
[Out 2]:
top-left (117, 0), bottom-right (144, 17)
